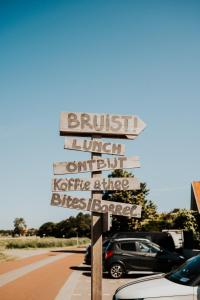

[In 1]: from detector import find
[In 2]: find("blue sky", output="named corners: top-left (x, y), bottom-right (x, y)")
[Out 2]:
top-left (1, 0), bottom-right (200, 229)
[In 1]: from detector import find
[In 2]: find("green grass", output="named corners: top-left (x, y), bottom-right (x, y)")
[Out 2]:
top-left (0, 237), bottom-right (90, 249)
top-left (0, 251), bottom-right (15, 262)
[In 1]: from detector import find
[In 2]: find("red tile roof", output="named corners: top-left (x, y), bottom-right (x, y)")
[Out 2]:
top-left (192, 181), bottom-right (200, 212)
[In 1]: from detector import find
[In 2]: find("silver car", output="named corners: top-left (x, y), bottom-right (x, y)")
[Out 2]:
top-left (113, 254), bottom-right (200, 299)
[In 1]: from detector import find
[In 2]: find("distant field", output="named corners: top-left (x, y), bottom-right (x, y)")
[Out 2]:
top-left (0, 236), bottom-right (90, 250)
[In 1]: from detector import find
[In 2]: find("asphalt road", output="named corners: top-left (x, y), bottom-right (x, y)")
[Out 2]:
top-left (0, 248), bottom-right (135, 300)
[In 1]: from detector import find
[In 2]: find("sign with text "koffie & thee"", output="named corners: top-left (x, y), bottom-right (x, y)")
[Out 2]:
top-left (60, 112), bottom-right (146, 139)
top-left (52, 177), bottom-right (140, 192)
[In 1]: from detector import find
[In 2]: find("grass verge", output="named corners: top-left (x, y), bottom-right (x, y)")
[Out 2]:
top-left (4, 237), bottom-right (90, 249)
top-left (0, 252), bottom-right (15, 262)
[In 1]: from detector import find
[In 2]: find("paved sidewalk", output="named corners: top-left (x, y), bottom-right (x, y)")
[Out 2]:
top-left (56, 264), bottom-right (134, 300)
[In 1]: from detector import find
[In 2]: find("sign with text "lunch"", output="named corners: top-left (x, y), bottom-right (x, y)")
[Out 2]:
top-left (60, 112), bottom-right (146, 139)
top-left (51, 193), bottom-right (141, 218)
top-left (52, 177), bottom-right (140, 192)
top-left (64, 138), bottom-right (125, 155)
top-left (53, 156), bottom-right (140, 175)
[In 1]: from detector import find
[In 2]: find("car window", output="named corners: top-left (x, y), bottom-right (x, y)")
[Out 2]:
top-left (120, 242), bottom-right (136, 251)
top-left (166, 255), bottom-right (200, 286)
top-left (137, 242), bottom-right (151, 253)
top-left (137, 241), bottom-right (159, 253)
top-left (103, 240), bottom-right (110, 249)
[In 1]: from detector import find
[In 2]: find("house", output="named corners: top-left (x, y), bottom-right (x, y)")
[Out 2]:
top-left (191, 181), bottom-right (200, 212)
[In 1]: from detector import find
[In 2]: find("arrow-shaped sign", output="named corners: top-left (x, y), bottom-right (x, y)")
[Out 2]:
top-left (60, 112), bottom-right (146, 139)
top-left (51, 193), bottom-right (142, 218)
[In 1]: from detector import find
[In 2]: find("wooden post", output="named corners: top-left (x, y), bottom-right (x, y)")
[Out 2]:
top-left (91, 138), bottom-right (103, 300)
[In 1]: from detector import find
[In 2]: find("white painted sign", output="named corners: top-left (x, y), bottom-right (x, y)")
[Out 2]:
top-left (53, 156), bottom-right (140, 175)
top-left (51, 193), bottom-right (142, 218)
top-left (60, 112), bottom-right (146, 139)
top-left (64, 138), bottom-right (125, 155)
top-left (52, 177), bottom-right (140, 191)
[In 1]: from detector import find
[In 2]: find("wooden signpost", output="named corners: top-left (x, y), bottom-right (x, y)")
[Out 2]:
top-left (51, 193), bottom-right (141, 217)
top-left (52, 177), bottom-right (141, 191)
top-left (64, 138), bottom-right (125, 155)
top-left (51, 111), bottom-right (146, 300)
top-left (53, 156), bottom-right (140, 174)
top-left (60, 112), bottom-right (146, 139)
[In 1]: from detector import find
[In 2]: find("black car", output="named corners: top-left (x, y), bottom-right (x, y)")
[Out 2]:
top-left (111, 231), bottom-right (176, 252)
top-left (104, 238), bottom-right (185, 279)
top-left (84, 239), bottom-right (110, 265)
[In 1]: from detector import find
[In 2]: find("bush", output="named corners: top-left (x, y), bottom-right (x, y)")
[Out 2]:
top-left (5, 237), bottom-right (90, 249)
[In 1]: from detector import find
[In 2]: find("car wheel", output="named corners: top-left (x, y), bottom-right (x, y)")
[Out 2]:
top-left (109, 263), bottom-right (124, 279)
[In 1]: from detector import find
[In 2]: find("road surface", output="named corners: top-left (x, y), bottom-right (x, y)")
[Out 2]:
top-left (0, 248), bottom-right (136, 299)
top-left (0, 248), bottom-right (84, 300)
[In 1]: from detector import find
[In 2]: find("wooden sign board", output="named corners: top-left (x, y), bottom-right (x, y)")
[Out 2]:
top-left (53, 156), bottom-right (140, 175)
top-left (60, 112), bottom-right (146, 139)
top-left (51, 193), bottom-right (142, 218)
top-left (64, 138), bottom-right (125, 156)
top-left (52, 177), bottom-right (140, 192)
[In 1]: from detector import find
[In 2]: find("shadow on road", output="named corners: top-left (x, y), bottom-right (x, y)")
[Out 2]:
top-left (70, 265), bottom-right (91, 277)
top-left (69, 265), bottom-right (148, 280)
top-left (51, 249), bottom-right (86, 254)
top-left (71, 265), bottom-right (91, 272)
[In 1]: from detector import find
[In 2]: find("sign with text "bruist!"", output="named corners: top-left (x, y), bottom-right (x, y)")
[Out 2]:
top-left (53, 156), bottom-right (140, 175)
top-left (60, 112), bottom-right (146, 139)
top-left (51, 193), bottom-right (141, 218)
top-left (52, 177), bottom-right (140, 192)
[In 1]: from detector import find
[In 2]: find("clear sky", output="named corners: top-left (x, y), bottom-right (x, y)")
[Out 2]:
top-left (1, 0), bottom-right (200, 229)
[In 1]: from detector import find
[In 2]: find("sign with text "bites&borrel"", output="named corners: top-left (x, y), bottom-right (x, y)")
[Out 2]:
top-left (51, 193), bottom-right (141, 218)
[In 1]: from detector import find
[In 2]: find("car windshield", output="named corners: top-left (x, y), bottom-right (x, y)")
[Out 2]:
top-left (166, 255), bottom-right (200, 286)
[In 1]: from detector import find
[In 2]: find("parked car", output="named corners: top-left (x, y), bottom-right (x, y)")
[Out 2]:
top-left (104, 238), bottom-right (185, 279)
top-left (84, 239), bottom-right (110, 265)
top-left (111, 231), bottom-right (176, 251)
top-left (85, 231), bottom-right (178, 265)
top-left (113, 254), bottom-right (200, 299)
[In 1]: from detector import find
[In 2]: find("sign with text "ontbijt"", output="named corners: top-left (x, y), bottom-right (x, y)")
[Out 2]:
top-left (60, 112), bottom-right (146, 139)
top-left (53, 156), bottom-right (140, 175)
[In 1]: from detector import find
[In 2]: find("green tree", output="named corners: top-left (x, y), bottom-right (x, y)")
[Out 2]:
top-left (39, 213), bottom-right (91, 238)
top-left (103, 169), bottom-right (157, 232)
top-left (192, 211), bottom-right (200, 238)
top-left (76, 213), bottom-right (91, 237)
top-left (13, 217), bottom-right (27, 236)
top-left (170, 209), bottom-right (198, 233)
top-left (38, 222), bottom-right (56, 237)
top-left (55, 219), bottom-right (71, 238)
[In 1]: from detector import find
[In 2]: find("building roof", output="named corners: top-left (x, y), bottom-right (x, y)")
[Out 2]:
top-left (191, 181), bottom-right (200, 212)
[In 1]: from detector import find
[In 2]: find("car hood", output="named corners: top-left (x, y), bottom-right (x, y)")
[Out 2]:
top-left (115, 273), bottom-right (193, 299)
